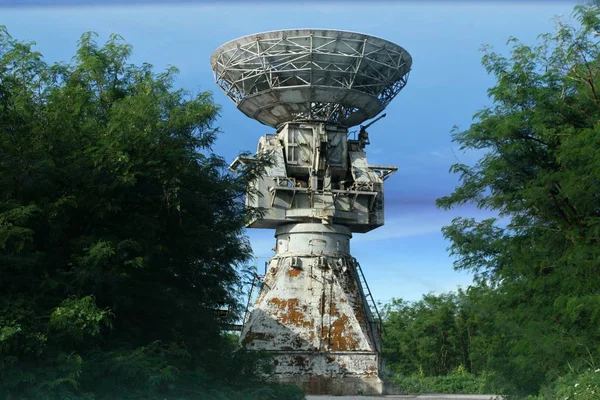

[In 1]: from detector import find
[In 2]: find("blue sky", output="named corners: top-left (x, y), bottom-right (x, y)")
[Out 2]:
top-left (2, 1), bottom-right (581, 303)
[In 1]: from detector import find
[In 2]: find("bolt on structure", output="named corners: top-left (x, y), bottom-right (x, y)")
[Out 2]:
top-left (210, 29), bottom-right (412, 395)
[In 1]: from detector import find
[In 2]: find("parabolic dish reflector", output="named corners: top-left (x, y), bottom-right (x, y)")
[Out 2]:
top-left (210, 29), bottom-right (412, 128)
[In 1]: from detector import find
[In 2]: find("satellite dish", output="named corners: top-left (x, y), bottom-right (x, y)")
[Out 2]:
top-left (211, 29), bottom-right (412, 128)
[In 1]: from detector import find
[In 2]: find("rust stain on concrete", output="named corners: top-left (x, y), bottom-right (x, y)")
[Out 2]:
top-left (329, 314), bottom-right (359, 351)
top-left (270, 297), bottom-right (314, 328)
top-left (241, 331), bottom-right (274, 346)
top-left (293, 356), bottom-right (308, 367)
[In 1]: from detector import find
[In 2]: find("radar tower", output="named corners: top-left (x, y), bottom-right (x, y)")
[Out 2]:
top-left (211, 29), bottom-right (412, 395)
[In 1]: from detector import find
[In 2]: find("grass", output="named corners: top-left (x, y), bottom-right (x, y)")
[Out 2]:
top-left (391, 366), bottom-right (494, 395)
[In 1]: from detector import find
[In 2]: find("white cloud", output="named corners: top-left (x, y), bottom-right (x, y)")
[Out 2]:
top-left (352, 205), bottom-right (500, 243)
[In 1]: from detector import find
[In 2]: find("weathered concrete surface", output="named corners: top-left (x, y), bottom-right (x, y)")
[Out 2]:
top-left (240, 224), bottom-right (386, 395)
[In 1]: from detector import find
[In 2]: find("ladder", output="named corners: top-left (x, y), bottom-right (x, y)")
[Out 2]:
top-left (242, 272), bottom-right (262, 331)
top-left (354, 258), bottom-right (385, 336)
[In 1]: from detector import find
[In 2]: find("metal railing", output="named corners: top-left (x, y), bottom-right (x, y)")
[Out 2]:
top-left (353, 258), bottom-right (385, 339)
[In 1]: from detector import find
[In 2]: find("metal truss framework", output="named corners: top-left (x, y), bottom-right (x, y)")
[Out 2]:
top-left (211, 29), bottom-right (412, 128)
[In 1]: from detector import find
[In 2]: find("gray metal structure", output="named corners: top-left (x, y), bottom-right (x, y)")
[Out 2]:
top-left (210, 29), bottom-right (412, 396)
top-left (211, 29), bottom-right (411, 128)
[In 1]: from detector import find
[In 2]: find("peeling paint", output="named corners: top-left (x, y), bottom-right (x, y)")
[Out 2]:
top-left (329, 314), bottom-right (359, 351)
top-left (240, 223), bottom-right (383, 391)
top-left (293, 356), bottom-right (308, 367)
top-left (270, 298), bottom-right (314, 328)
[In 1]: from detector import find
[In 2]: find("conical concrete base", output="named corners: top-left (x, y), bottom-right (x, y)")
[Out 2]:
top-left (240, 223), bottom-right (385, 395)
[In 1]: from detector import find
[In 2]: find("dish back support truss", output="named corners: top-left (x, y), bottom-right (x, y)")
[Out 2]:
top-left (210, 29), bottom-right (412, 128)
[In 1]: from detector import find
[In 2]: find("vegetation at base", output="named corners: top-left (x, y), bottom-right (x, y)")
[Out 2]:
top-left (382, 3), bottom-right (600, 398)
top-left (0, 26), bottom-right (302, 399)
top-left (391, 367), bottom-right (493, 395)
top-left (381, 292), bottom-right (498, 395)
top-left (528, 367), bottom-right (600, 400)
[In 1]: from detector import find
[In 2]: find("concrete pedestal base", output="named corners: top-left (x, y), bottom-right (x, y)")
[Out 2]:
top-left (241, 223), bottom-right (385, 395)
top-left (274, 374), bottom-right (383, 396)
top-left (266, 351), bottom-right (383, 395)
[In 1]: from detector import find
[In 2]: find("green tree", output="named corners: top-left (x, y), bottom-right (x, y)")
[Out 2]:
top-left (381, 290), bottom-right (497, 394)
top-left (0, 28), bottom-right (301, 399)
top-left (383, 294), bottom-right (467, 376)
top-left (436, 3), bottom-right (600, 395)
